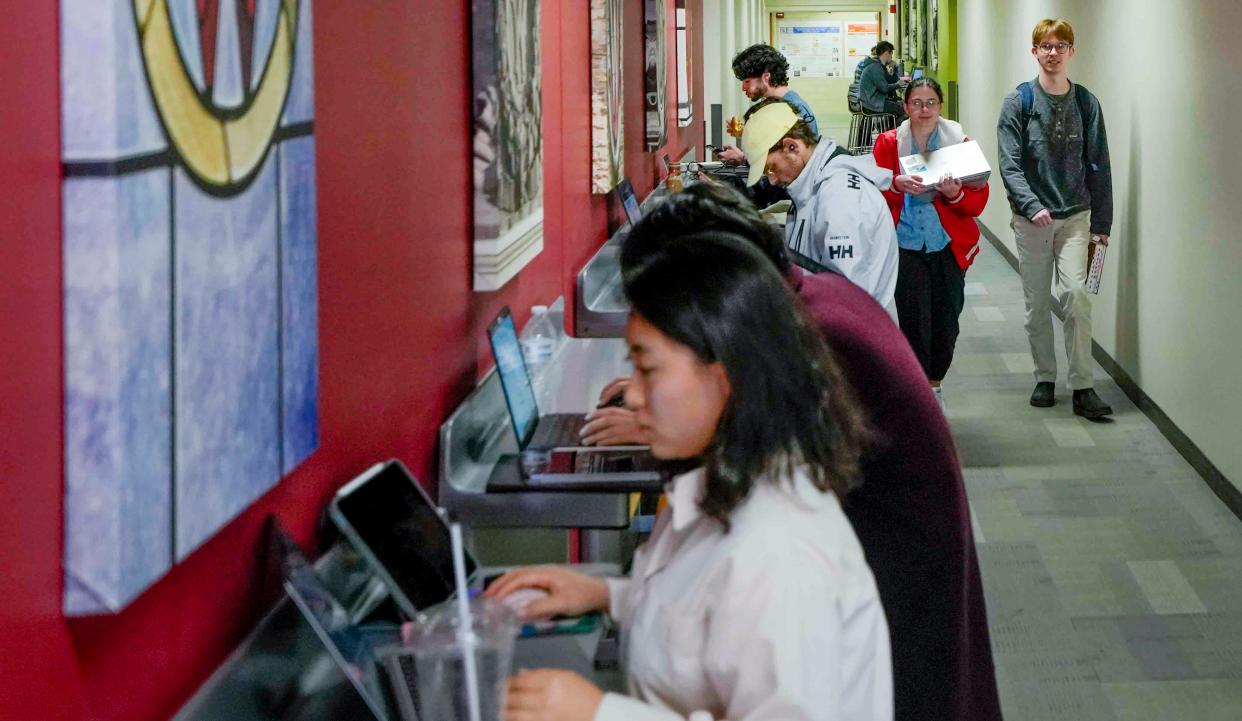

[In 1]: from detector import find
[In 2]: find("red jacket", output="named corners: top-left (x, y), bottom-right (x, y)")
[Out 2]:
top-left (872, 129), bottom-right (989, 270)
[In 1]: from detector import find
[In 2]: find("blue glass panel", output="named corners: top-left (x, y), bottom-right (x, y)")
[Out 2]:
top-left (167, 0), bottom-right (206, 92)
top-left (61, 0), bottom-right (167, 160)
top-left (279, 137), bottom-right (319, 473)
top-left (173, 156), bottom-right (281, 559)
top-left (251, 0), bottom-right (281, 92)
top-left (63, 169), bottom-right (172, 615)
top-left (281, 0), bottom-right (314, 125)
top-left (211, 0), bottom-right (245, 109)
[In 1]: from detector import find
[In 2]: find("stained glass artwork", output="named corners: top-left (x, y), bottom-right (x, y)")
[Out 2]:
top-left (61, 0), bottom-right (318, 615)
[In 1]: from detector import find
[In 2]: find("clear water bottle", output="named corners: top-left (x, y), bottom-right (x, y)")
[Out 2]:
top-left (519, 305), bottom-right (557, 377)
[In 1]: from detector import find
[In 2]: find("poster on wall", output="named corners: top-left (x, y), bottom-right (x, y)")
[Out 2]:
top-left (929, 0), bottom-right (940, 70)
top-left (61, 0), bottom-right (319, 615)
top-left (644, 0), bottom-right (666, 149)
top-left (777, 21), bottom-right (844, 78)
top-left (592, 0), bottom-right (624, 193)
top-left (472, 0), bottom-right (544, 289)
top-left (845, 22), bottom-right (880, 77)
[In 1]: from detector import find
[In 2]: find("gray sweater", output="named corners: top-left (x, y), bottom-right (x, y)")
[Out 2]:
top-left (997, 80), bottom-right (1113, 235)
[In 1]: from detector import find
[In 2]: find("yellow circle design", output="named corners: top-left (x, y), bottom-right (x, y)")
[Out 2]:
top-left (134, 0), bottom-right (299, 189)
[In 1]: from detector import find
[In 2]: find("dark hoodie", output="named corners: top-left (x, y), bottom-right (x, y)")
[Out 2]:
top-left (858, 56), bottom-right (902, 113)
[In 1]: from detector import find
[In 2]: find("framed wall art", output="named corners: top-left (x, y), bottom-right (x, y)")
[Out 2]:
top-left (472, 0), bottom-right (544, 290)
top-left (61, 0), bottom-right (319, 614)
top-left (644, 0), bottom-right (666, 149)
top-left (591, 0), bottom-right (624, 193)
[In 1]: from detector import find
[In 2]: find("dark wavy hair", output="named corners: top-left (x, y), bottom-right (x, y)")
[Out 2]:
top-left (621, 232), bottom-right (871, 528)
top-left (874, 40), bottom-right (895, 56)
top-left (731, 44), bottom-right (789, 86)
top-left (621, 183), bottom-right (791, 276)
top-left (904, 77), bottom-right (944, 104)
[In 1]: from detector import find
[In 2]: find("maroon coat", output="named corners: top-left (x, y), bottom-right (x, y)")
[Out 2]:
top-left (790, 268), bottom-right (1003, 721)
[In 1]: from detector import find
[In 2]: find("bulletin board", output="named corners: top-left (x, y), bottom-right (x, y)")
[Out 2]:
top-left (845, 21), bottom-right (881, 77)
top-left (775, 20), bottom-right (844, 79)
top-left (768, 10), bottom-right (881, 133)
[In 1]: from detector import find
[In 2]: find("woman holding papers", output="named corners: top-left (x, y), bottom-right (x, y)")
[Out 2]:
top-left (873, 78), bottom-right (989, 409)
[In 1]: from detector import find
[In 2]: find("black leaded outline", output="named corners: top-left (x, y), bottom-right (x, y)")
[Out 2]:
top-left (121, 0), bottom-right (306, 197)
top-left (61, 0), bottom-right (318, 568)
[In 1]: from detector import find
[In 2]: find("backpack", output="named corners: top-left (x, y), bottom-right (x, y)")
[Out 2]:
top-left (847, 59), bottom-right (869, 113)
top-left (847, 80), bottom-right (863, 113)
top-left (1016, 80), bottom-right (1098, 172)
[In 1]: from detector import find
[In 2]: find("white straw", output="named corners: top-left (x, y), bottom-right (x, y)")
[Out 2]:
top-left (449, 522), bottom-right (482, 721)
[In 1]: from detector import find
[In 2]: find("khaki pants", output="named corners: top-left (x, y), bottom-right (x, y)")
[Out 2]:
top-left (1011, 210), bottom-right (1094, 390)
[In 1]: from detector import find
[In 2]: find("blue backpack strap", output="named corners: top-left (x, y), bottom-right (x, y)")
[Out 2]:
top-left (1017, 81), bottom-right (1035, 148)
top-left (1018, 81), bottom-right (1035, 117)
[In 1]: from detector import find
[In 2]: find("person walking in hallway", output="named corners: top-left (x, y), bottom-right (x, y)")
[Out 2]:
top-left (874, 78), bottom-right (989, 413)
top-left (997, 17), bottom-right (1114, 419)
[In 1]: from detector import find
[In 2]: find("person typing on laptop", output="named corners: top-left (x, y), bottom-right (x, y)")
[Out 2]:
top-left (579, 183), bottom-right (1003, 721)
top-left (487, 233), bottom-right (891, 721)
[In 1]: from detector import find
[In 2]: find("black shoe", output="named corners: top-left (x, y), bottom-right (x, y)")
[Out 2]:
top-left (1030, 382), bottom-right (1055, 408)
top-left (1073, 388), bottom-right (1113, 419)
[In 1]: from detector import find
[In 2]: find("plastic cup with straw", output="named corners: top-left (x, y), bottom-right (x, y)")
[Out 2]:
top-left (449, 522), bottom-right (482, 721)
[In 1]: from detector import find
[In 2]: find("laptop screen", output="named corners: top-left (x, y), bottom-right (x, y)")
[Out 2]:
top-left (277, 526), bottom-right (397, 720)
top-left (617, 179), bottom-right (642, 226)
top-left (333, 462), bottom-right (479, 614)
top-left (487, 307), bottom-right (539, 449)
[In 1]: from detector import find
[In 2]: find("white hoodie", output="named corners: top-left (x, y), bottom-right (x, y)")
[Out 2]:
top-left (784, 139), bottom-right (899, 309)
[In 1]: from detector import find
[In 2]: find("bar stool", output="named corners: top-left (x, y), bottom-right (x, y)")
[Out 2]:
top-left (847, 112), bottom-right (897, 156)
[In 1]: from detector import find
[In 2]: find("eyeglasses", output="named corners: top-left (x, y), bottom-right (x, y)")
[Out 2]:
top-left (908, 99), bottom-right (941, 110)
top-left (1036, 42), bottom-right (1073, 54)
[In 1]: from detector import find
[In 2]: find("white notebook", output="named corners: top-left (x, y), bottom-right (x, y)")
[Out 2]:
top-left (898, 139), bottom-right (992, 189)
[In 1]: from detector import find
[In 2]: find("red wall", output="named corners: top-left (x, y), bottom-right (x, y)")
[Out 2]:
top-left (0, 1), bottom-right (701, 720)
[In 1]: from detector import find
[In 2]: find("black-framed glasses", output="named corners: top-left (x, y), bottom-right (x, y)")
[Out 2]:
top-left (908, 99), bottom-right (941, 110)
top-left (1036, 42), bottom-right (1072, 54)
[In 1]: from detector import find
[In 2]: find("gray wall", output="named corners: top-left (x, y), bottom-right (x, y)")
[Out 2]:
top-left (958, 0), bottom-right (1242, 491)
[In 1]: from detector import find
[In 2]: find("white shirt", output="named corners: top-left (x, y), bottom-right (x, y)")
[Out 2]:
top-left (594, 465), bottom-right (893, 721)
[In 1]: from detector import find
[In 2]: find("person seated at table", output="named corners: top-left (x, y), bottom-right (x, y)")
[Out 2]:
top-left (487, 232), bottom-right (892, 721)
top-left (579, 183), bottom-right (1003, 721)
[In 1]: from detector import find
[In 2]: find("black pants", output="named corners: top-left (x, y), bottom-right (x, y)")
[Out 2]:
top-left (895, 246), bottom-right (965, 382)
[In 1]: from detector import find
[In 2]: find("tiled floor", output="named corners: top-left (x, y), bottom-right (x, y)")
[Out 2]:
top-left (951, 240), bottom-right (1242, 720)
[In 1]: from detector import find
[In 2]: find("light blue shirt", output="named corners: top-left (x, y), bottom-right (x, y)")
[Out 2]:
top-left (897, 128), bottom-right (950, 252)
top-left (781, 89), bottom-right (820, 137)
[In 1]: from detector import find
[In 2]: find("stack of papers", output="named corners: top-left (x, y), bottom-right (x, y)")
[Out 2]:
top-left (898, 139), bottom-right (991, 190)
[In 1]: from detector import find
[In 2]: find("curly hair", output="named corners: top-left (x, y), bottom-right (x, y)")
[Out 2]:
top-left (621, 231), bottom-right (872, 529)
top-left (731, 44), bottom-right (789, 86)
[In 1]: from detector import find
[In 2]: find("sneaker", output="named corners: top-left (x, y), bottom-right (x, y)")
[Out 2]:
top-left (933, 386), bottom-right (947, 414)
top-left (1073, 388), bottom-right (1113, 419)
top-left (1029, 381), bottom-right (1055, 408)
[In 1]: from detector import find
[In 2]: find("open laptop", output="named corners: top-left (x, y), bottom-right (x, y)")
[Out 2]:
top-left (616, 178), bottom-right (643, 226)
top-left (276, 524), bottom-right (400, 721)
top-left (329, 460), bottom-right (477, 620)
top-left (487, 306), bottom-right (593, 450)
top-left (328, 461), bottom-right (623, 699)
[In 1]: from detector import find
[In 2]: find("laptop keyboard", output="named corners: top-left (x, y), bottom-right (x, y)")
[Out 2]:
top-left (531, 414), bottom-right (587, 448)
